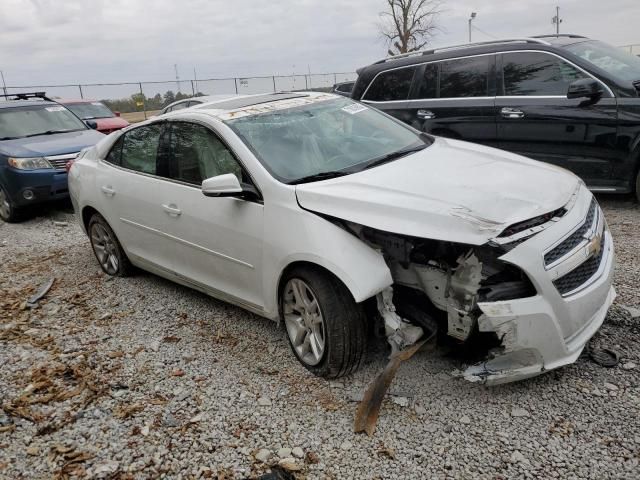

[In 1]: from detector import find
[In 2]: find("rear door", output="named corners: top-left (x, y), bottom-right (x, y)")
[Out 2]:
top-left (496, 51), bottom-right (619, 186)
top-left (404, 54), bottom-right (498, 147)
top-left (94, 123), bottom-right (177, 272)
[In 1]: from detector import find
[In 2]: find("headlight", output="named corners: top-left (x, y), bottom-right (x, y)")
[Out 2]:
top-left (8, 157), bottom-right (53, 170)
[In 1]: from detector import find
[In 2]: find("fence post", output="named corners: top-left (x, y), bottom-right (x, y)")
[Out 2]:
top-left (272, 76), bottom-right (276, 92)
top-left (305, 75), bottom-right (308, 90)
top-left (334, 73), bottom-right (337, 84)
top-left (190, 80), bottom-right (195, 96)
top-left (139, 82), bottom-right (146, 120)
top-left (234, 78), bottom-right (238, 94)
top-left (78, 85), bottom-right (84, 99)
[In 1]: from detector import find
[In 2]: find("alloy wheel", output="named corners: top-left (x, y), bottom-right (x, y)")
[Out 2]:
top-left (283, 278), bottom-right (326, 366)
top-left (90, 223), bottom-right (119, 275)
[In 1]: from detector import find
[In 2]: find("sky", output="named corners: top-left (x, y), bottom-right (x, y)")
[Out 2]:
top-left (1, 0), bottom-right (638, 97)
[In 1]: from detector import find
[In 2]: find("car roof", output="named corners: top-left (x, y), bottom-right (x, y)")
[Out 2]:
top-left (164, 94), bottom-right (239, 109)
top-left (58, 99), bottom-right (102, 104)
top-left (0, 99), bottom-right (55, 109)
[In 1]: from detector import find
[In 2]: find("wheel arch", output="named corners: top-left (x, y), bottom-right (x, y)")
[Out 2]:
top-left (81, 205), bottom-right (101, 233)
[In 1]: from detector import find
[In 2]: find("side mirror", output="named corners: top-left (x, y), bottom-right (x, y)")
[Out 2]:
top-left (85, 120), bottom-right (98, 130)
top-left (202, 173), bottom-right (259, 200)
top-left (114, 111), bottom-right (121, 117)
top-left (567, 78), bottom-right (603, 100)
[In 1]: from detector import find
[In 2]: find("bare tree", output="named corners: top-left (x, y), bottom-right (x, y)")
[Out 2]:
top-left (379, 0), bottom-right (444, 56)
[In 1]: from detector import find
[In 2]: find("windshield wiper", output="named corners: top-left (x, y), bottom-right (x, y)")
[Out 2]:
top-left (359, 144), bottom-right (428, 171)
top-left (0, 136), bottom-right (23, 141)
top-left (289, 171), bottom-right (350, 185)
top-left (24, 129), bottom-right (80, 138)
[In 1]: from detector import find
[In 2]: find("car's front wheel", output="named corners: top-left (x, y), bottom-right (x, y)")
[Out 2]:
top-left (280, 267), bottom-right (366, 378)
top-left (88, 213), bottom-right (133, 276)
top-left (0, 185), bottom-right (21, 223)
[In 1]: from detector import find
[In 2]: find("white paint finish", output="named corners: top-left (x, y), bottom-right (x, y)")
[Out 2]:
top-left (296, 137), bottom-right (579, 245)
top-left (70, 92), bottom-right (616, 384)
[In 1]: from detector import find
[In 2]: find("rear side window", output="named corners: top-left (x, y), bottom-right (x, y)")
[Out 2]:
top-left (105, 136), bottom-right (124, 165)
top-left (439, 56), bottom-right (490, 98)
top-left (168, 122), bottom-right (242, 185)
top-left (120, 124), bottom-right (163, 175)
top-left (364, 67), bottom-right (416, 101)
top-left (502, 52), bottom-right (588, 96)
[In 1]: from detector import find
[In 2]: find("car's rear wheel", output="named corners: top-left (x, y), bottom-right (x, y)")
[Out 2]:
top-left (0, 185), bottom-right (21, 223)
top-left (280, 267), bottom-right (366, 378)
top-left (88, 213), bottom-right (133, 276)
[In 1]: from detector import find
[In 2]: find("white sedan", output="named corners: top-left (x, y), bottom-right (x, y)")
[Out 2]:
top-left (69, 92), bottom-right (615, 384)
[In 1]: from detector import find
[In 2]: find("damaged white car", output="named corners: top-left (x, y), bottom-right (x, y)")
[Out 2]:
top-left (69, 92), bottom-right (615, 386)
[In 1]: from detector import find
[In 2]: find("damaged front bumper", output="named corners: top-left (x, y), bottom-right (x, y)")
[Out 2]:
top-left (464, 186), bottom-right (616, 385)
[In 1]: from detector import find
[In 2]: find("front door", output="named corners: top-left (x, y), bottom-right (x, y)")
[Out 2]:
top-left (404, 54), bottom-right (499, 147)
top-left (496, 51), bottom-right (619, 187)
top-left (159, 120), bottom-right (264, 309)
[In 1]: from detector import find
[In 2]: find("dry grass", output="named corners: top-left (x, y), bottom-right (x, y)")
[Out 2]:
top-left (120, 110), bottom-right (160, 123)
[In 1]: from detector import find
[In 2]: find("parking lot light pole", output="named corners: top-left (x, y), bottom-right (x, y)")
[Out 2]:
top-left (468, 12), bottom-right (477, 42)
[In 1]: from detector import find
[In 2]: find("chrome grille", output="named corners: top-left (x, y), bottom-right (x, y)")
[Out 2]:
top-left (544, 199), bottom-right (597, 266)
top-left (44, 153), bottom-right (79, 170)
top-left (553, 235), bottom-right (606, 295)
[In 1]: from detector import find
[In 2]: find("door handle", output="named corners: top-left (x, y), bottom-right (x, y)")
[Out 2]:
top-left (162, 204), bottom-right (182, 217)
top-left (417, 109), bottom-right (436, 120)
top-left (501, 107), bottom-right (525, 119)
top-left (101, 185), bottom-right (115, 197)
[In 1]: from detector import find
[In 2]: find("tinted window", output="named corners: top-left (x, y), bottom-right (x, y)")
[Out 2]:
top-left (105, 136), bottom-right (124, 165)
top-left (440, 56), bottom-right (490, 98)
top-left (120, 124), bottom-right (163, 175)
top-left (416, 63), bottom-right (438, 99)
top-left (169, 122), bottom-right (241, 185)
top-left (336, 82), bottom-right (354, 93)
top-left (364, 67), bottom-right (416, 101)
top-left (503, 52), bottom-right (588, 96)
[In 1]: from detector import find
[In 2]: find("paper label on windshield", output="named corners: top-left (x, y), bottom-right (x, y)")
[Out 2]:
top-left (45, 106), bottom-right (65, 112)
top-left (341, 103), bottom-right (367, 115)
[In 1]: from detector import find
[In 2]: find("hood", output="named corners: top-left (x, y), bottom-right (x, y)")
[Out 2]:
top-left (0, 129), bottom-right (105, 157)
top-left (295, 137), bottom-right (580, 245)
top-left (94, 117), bottom-right (129, 132)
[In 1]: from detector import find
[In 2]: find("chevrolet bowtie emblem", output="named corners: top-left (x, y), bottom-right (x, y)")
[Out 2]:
top-left (586, 234), bottom-right (603, 257)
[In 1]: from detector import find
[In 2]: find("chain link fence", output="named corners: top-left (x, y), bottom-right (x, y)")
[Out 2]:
top-left (1, 72), bottom-right (358, 120)
top-left (620, 44), bottom-right (640, 56)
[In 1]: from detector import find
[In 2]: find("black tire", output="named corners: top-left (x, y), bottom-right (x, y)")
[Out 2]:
top-left (0, 185), bottom-right (22, 223)
top-left (88, 213), bottom-right (133, 277)
top-left (280, 266), bottom-right (367, 379)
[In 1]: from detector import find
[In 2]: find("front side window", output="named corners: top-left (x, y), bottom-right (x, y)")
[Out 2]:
top-left (503, 52), bottom-right (588, 96)
top-left (168, 122), bottom-right (241, 185)
top-left (416, 63), bottom-right (438, 99)
top-left (364, 67), bottom-right (416, 101)
top-left (439, 56), bottom-right (490, 98)
top-left (0, 104), bottom-right (87, 140)
top-left (225, 96), bottom-right (430, 183)
top-left (120, 124), bottom-right (163, 175)
top-left (170, 101), bottom-right (189, 112)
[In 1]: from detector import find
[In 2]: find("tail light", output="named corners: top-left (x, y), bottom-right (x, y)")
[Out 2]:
top-left (65, 160), bottom-right (76, 173)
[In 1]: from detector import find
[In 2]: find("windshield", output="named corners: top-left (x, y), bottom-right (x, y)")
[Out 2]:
top-left (65, 102), bottom-right (115, 119)
top-left (225, 97), bottom-right (429, 183)
top-left (0, 104), bottom-right (87, 140)
top-left (565, 40), bottom-right (640, 82)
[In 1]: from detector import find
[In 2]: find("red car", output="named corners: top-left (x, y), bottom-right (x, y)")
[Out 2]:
top-left (61, 99), bottom-right (129, 134)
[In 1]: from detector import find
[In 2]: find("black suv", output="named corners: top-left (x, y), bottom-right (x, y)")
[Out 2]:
top-left (351, 35), bottom-right (640, 200)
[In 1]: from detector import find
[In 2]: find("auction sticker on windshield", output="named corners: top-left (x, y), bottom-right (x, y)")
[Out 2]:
top-left (45, 106), bottom-right (65, 112)
top-left (341, 103), bottom-right (368, 115)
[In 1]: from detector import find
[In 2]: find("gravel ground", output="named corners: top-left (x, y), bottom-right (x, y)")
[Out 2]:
top-left (1, 196), bottom-right (639, 480)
